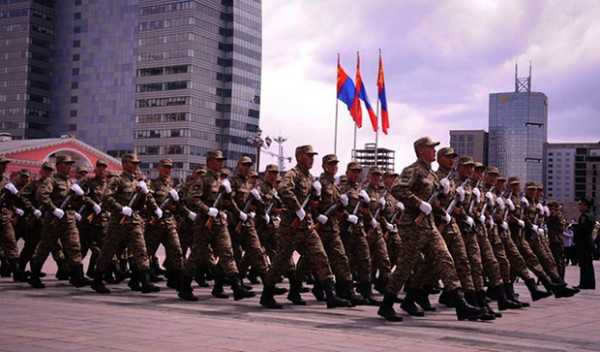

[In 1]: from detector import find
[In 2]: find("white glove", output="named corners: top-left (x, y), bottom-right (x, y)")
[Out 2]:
top-left (536, 203), bottom-right (544, 213)
top-left (370, 218), bottom-right (380, 229)
top-left (466, 216), bottom-right (475, 228)
top-left (250, 189), bottom-right (262, 201)
top-left (517, 219), bottom-right (525, 228)
top-left (263, 214), bottom-right (271, 224)
top-left (187, 211), bottom-right (197, 222)
top-left (347, 214), bottom-right (358, 224)
top-left (121, 206), bottom-right (132, 217)
top-left (485, 192), bottom-right (494, 206)
top-left (521, 197), bottom-right (529, 207)
top-left (443, 212), bottom-right (451, 224)
top-left (15, 208), bottom-right (24, 216)
top-left (378, 197), bottom-right (386, 208)
top-left (248, 211), bottom-right (256, 219)
top-left (137, 181), bottom-right (149, 194)
top-left (506, 198), bottom-right (515, 211)
top-left (168, 189), bottom-right (180, 202)
top-left (74, 212), bottom-right (82, 222)
top-left (53, 208), bottom-right (65, 219)
top-left (154, 207), bottom-right (163, 219)
top-left (532, 224), bottom-right (539, 233)
top-left (496, 197), bottom-right (505, 210)
top-left (419, 201), bottom-right (432, 215)
top-left (312, 180), bottom-right (322, 197)
top-left (340, 194), bottom-right (349, 207)
top-left (456, 187), bottom-right (465, 202)
top-left (386, 222), bottom-right (395, 231)
top-left (358, 190), bottom-right (370, 203)
top-left (538, 228), bottom-right (545, 236)
top-left (207, 207), bottom-right (219, 218)
top-left (501, 221), bottom-right (509, 230)
top-left (239, 211), bottom-right (248, 222)
top-left (472, 188), bottom-right (481, 202)
top-left (3, 182), bottom-right (18, 195)
top-left (33, 209), bottom-right (42, 218)
top-left (295, 208), bottom-right (306, 221)
top-left (395, 201), bottom-right (405, 211)
top-left (543, 206), bottom-right (550, 217)
top-left (221, 178), bottom-right (232, 194)
top-left (316, 214), bottom-right (328, 224)
top-left (440, 178), bottom-right (450, 195)
top-left (92, 203), bottom-right (102, 215)
top-left (70, 183), bottom-right (84, 196)
top-left (487, 217), bottom-right (494, 227)
top-left (479, 214), bottom-right (486, 224)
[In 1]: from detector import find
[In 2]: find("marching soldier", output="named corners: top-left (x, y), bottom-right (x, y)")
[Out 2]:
top-left (546, 201), bottom-right (567, 279)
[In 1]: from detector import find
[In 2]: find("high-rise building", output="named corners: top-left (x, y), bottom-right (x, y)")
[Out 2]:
top-left (352, 143), bottom-right (395, 172)
top-left (488, 65), bottom-right (547, 183)
top-left (0, 0), bottom-right (55, 139)
top-left (51, 0), bottom-right (138, 157)
top-left (449, 129), bottom-right (488, 165)
top-left (545, 142), bottom-right (600, 219)
top-left (134, 0), bottom-right (262, 180)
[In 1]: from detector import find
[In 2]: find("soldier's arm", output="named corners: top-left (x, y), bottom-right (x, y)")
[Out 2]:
top-left (277, 170), bottom-right (302, 212)
top-left (18, 182), bottom-right (36, 210)
top-left (186, 179), bottom-right (210, 214)
top-left (391, 167), bottom-right (421, 210)
top-left (36, 179), bottom-right (57, 212)
top-left (102, 178), bottom-right (124, 212)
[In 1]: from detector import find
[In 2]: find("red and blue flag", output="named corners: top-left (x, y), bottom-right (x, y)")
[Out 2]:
top-left (336, 57), bottom-right (359, 124)
top-left (377, 53), bottom-right (389, 135)
top-left (354, 53), bottom-right (378, 132)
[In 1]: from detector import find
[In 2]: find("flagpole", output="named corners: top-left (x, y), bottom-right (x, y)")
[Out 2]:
top-left (353, 123), bottom-right (357, 160)
top-left (375, 49), bottom-right (381, 168)
top-left (334, 53), bottom-right (340, 155)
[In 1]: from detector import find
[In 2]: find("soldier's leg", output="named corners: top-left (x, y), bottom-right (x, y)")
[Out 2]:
top-left (367, 228), bottom-right (392, 288)
top-left (19, 220), bottom-right (41, 271)
top-left (0, 211), bottom-right (24, 281)
top-left (28, 221), bottom-right (61, 288)
top-left (476, 225), bottom-right (503, 287)
top-left (125, 221), bottom-right (159, 293)
top-left (527, 235), bottom-right (561, 282)
top-left (239, 223), bottom-right (268, 277)
top-left (58, 213), bottom-right (91, 287)
top-left (461, 228), bottom-right (485, 292)
top-left (385, 230), bottom-right (402, 270)
top-left (513, 230), bottom-right (552, 283)
top-left (549, 241), bottom-right (565, 280)
top-left (488, 226), bottom-right (511, 285)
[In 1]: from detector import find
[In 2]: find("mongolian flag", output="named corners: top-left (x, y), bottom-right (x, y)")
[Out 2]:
top-left (377, 53), bottom-right (390, 135)
top-left (354, 53), bottom-right (378, 131)
top-left (336, 56), bottom-right (358, 122)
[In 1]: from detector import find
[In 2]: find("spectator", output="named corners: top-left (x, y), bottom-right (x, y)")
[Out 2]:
top-left (574, 198), bottom-right (596, 290)
top-left (563, 223), bottom-right (576, 266)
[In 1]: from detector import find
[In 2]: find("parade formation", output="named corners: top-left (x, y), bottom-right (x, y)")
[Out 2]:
top-left (0, 136), bottom-right (582, 323)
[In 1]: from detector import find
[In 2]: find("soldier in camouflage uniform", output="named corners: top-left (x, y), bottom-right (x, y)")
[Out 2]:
top-left (546, 201), bottom-right (566, 279)
top-left (91, 153), bottom-right (160, 294)
top-left (382, 172), bottom-right (403, 269)
top-left (378, 137), bottom-right (483, 322)
top-left (28, 155), bottom-right (91, 289)
top-left (182, 150), bottom-right (254, 300)
top-left (260, 145), bottom-right (349, 309)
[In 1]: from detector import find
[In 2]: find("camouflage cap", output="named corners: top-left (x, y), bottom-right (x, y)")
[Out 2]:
top-left (525, 181), bottom-right (538, 190)
top-left (497, 175), bottom-right (507, 182)
top-left (0, 156), bottom-right (10, 164)
top-left (437, 146), bottom-right (458, 158)
top-left (265, 164), bottom-right (279, 173)
top-left (547, 200), bottom-right (560, 208)
top-left (338, 175), bottom-right (348, 183)
top-left (369, 167), bottom-right (383, 175)
top-left (536, 183), bottom-right (544, 190)
top-left (578, 198), bottom-right (592, 207)
top-left (414, 136), bottom-right (440, 149)
top-left (346, 161), bottom-right (362, 171)
top-left (76, 165), bottom-right (89, 174)
top-left (248, 170), bottom-right (258, 178)
top-left (193, 166), bottom-right (206, 175)
top-left (121, 153), bottom-right (140, 164)
top-left (322, 154), bottom-right (339, 164)
top-left (41, 162), bottom-right (55, 171)
top-left (206, 150), bottom-right (226, 160)
top-left (107, 170), bottom-right (119, 177)
top-left (55, 154), bottom-right (75, 164)
top-left (486, 166), bottom-right (500, 175)
top-left (18, 169), bottom-right (31, 177)
top-left (458, 156), bottom-right (475, 166)
top-left (384, 171), bottom-right (399, 177)
top-left (159, 159), bottom-right (173, 167)
top-left (96, 159), bottom-right (108, 167)
top-left (238, 155), bottom-right (253, 165)
top-left (473, 161), bottom-right (485, 170)
top-left (220, 168), bottom-right (231, 177)
top-left (508, 176), bottom-right (520, 185)
top-left (295, 145), bottom-right (318, 156)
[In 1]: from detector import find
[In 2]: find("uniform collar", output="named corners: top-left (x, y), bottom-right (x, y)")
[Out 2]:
top-left (296, 164), bottom-right (310, 176)
top-left (417, 158), bottom-right (431, 171)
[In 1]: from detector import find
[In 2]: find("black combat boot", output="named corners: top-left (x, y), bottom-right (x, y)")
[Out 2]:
top-left (195, 267), bottom-right (210, 288)
top-left (9, 258), bottom-right (26, 282)
top-left (91, 271), bottom-right (111, 294)
top-left (128, 264), bottom-right (142, 292)
top-left (358, 281), bottom-right (381, 306)
top-left (149, 257), bottom-right (164, 282)
top-left (139, 270), bottom-right (161, 293)
top-left (231, 275), bottom-right (256, 301)
top-left (377, 292), bottom-right (403, 322)
top-left (414, 288), bottom-right (436, 312)
top-left (27, 261), bottom-right (45, 289)
top-left (473, 291), bottom-right (498, 320)
top-left (449, 289), bottom-right (484, 321)
top-left (336, 280), bottom-right (367, 306)
top-left (0, 258), bottom-right (10, 277)
top-left (493, 285), bottom-right (522, 310)
top-left (260, 284), bottom-right (283, 309)
top-left (400, 288), bottom-right (425, 317)
top-left (323, 278), bottom-right (351, 309)
top-left (287, 277), bottom-right (307, 305)
top-left (438, 289), bottom-right (456, 307)
top-left (311, 281), bottom-right (326, 302)
top-left (178, 274), bottom-right (198, 301)
top-left (55, 259), bottom-right (70, 281)
top-left (70, 264), bottom-right (92, 288)
top-left (525, 278), bottom-right (552, 301)
top-left (373, 275), bottom-right (388, 295)
top-left (166, 270), bottom-right (178, 290)
top-left (505, 283), bottom-right (529, 307)
top-left (211, 273), bottom-right (229, 298)
top-left (86, 249), bottom-right (99, 278)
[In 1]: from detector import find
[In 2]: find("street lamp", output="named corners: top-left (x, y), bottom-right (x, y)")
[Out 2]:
top-left (246, 128), bottom-right (264, 171)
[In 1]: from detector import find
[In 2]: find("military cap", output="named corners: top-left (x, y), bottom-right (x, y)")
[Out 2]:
top-left (525, 181), bottom-right (537, 190)
top-left (437, 146), bottom-right (458, 158)
top-left (547, 201), bottom-right (560, 209)
top-left (238, 155), bottom-right (253, 165)
top-left (497, 175), bottom-right (507, 182)
top-left (474, 161), bottom-right (485, 170)
top-left (295, 145), bottom-right (318, 156)
top-left (346, 161), bottom-right (362, 171)
top-left (107, 170), bottom-right (119, 177)
top-left (322, 154), bottom-right (339, 164)
top-left (206, 150), bottom-right (226, 160)
top-left (41, 162), bottom-right (55, 171)
top-left (249, 170), bottom-right (258, 178)
top-left (458, 156), bottom-right (475, 166)
top-left (384, 171), bottom-right (399, 177)
top-left (96, 159), bottom-right (108, 167)
top-left (18, 169), bottom-right (31, 177)
top-left (536, 183), bottom-right (544, 190)
top-left (414, 136), bottom-right (440, 149)
top-left (76, 165), bottom-right (89, 174)
top-left (121, 153), bottom-right (140, 164)
top-left (265, 164), bottom-right (279, 173)
top-left (369, 167), bottom-right (383, 175)
top-left (159, 159), bottom-right (173, 167)
top-left (486, 166), bottom-right (500, 175)
top-left (578, 198), bottom-right (592, 207)
top-left (193, 166), bottom-right (206, 175)
top-left (55, 154), bottom-right (75, 164)
top-left (220, 168), bottom-right (231, 177)
top-left (508, 176), bottom-right (520, 185)
top-left (0, 156), bottom-right (10, 164)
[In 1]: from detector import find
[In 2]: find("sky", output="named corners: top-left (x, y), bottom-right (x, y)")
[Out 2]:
top-left (257, 0), bottom-right (600, 172)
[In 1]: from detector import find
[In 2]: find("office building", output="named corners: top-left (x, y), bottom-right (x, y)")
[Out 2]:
top-left (449, 129), bottom-right (488, 165)
top-left (352, 143), bottom-right (395, 172)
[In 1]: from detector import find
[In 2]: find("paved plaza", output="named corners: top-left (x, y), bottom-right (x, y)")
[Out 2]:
top-left (1, 260), bottom-right (599, 352)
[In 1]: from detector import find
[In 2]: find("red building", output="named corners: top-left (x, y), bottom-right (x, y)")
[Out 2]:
top-left (0, 135), bottom-right (122, 177)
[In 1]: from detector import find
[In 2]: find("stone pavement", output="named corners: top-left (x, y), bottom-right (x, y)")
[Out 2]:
top-left (1, 261), bottom-right (599, 352)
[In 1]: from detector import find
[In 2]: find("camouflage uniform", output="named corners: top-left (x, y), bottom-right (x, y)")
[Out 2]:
top-left (78, 170), bottom-right (109, 276)
top-left (482, 182), bottom-right (512, 285)
top-left (381, 191), bottom-right (402, 270)
top-left (524, 197), bottom-right (561, 282)
top-left (363, 181), bottom-right (392, 284)
top-left (546, 205), bottom-right (566, 279)
top-left (472, 181), bottom-right (503, 288)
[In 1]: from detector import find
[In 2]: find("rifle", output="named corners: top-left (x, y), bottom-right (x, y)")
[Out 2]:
top-left (415, 167), bottom-right (457, 225)
top-left (205, 178), bottom-right (232, 230)
top-left (438, 178), bottom-right (470, 233)
top-left (290, 180), bottom-right (322, 229)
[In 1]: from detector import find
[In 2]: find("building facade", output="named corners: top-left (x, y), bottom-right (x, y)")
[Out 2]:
top-left (352, 143), bottom-right (395, 172)
top-left (449, 129), bottom-right (488, 165)
top-left (545, 142), bottom-right (600, 219)
top-left (134, 0), bottom-right (262, 180)
top-left (0, 0), bottom-right (54, 139)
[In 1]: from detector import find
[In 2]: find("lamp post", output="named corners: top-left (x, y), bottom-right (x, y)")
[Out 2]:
top-left (246, 129), bottom-right (264, 171)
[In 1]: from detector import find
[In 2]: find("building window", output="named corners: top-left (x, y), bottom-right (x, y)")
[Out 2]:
top-left (72, 54), bottom-right (80, 61)
top-left (72, 68), bottom-right (79, 76)
top-left (71, 82), bottom-right (79, 89)
top-left (68, 124), bottom-right (77, 131)
top-left (70, 96), bottom-right (78, 103)
top-left (74, 26), bottom-right (81, 33)
top-left (75, 0), bottom-right (82, 5)
top-left (70, 110), bottom-right (77, 117)
top-left (74, 12), bottom-right (81, 20)
top-left (73, 40), bottom-right (80, 48)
